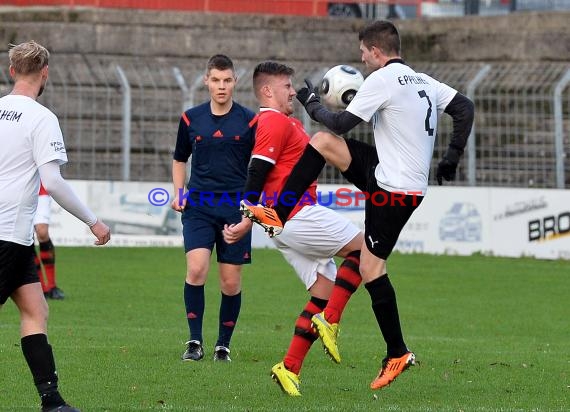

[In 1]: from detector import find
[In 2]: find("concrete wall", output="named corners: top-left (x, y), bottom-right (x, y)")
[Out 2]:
top-left (0, 6), bottom-right (568, 64)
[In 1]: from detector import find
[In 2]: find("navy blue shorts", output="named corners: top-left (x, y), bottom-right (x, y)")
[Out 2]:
top-left (0, 240), bottom-right (39, 305)
top-left (181, 202), bottom-right (251, 264)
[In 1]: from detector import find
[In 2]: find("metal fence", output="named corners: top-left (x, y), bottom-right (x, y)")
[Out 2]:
top-left (1, 57), bottom-right (568, 188)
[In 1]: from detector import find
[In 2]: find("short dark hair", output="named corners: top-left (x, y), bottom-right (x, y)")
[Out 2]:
top-left (206, 54), bottom-right (234, 73)
top-left (358, 20), bottom-right (401, 56)
top-left (252, 61), bottom-right (295, 95)
top-left (253, 61), bottom-right (294, 79)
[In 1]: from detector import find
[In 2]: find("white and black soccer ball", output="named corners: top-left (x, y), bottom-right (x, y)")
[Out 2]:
top-left (320, 65), bottom-right (364, 109)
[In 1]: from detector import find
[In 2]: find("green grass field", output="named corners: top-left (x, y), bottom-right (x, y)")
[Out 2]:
top-left (0, 248), bottom-right (567, 411)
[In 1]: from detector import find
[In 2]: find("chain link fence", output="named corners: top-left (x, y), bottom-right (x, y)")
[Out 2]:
top-left (1, 56), bottom-right (568, 188)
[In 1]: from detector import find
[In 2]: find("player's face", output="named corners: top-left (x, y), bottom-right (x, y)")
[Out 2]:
top-left (360, 41), bottom-right (382, 73)
top-left (271, 75), bottom-right (296, 116)
top-left (205, 68), bottom-right (236, 105)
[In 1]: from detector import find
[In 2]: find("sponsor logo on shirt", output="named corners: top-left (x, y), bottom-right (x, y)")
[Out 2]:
top-left (50, 141), bottom-right (66, 152)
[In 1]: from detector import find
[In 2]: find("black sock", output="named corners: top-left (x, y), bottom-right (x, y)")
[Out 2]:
top-left (21, 334), bottom-right (66, 408)
top-left (217, 291), bottom-right (241, 348)
top-left (365, 275), bottom-right (408, 358)
top-left (184, 283), bottom-right (205, 343)
top-left (274, 144), bottom-right (326, 223)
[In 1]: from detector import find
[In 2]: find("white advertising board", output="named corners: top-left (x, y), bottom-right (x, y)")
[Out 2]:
top-left (487, 188), bottom-right (569, 260)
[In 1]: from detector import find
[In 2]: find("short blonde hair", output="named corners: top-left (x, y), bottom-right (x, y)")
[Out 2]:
top-left (8, 40), bottom-right (49, 75)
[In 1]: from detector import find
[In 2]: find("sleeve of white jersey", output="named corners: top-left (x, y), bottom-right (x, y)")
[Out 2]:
top-left (346, 73), bottom-right (390, 123)
top-left (434, 77), bottom-right (459, 114)
top-left (32, 110), bottom-right (68, 167)
top-left (39, 161), bottom-right (97, 226)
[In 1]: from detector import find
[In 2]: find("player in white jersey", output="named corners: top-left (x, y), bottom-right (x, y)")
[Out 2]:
top-left (0, 40), bottom-right (110, 412)
top-left (242, 20), bottom-right (474, 390)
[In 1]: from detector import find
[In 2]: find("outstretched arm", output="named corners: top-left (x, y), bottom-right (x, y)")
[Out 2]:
top-left (297, 79), bottom-right (362, 135)
top-left (310, 107), bottom-right (362, 135)
top-left (38, 161), bottom-right (110, 245)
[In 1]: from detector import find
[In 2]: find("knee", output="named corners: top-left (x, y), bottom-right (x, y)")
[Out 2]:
top-left (310, 131), bottom-right (336, 153)
top-left (308, 274), bottom-right (334, 300)
top-left (21, 299), bottom-right (49, 327)
top-left (359, 264), bottom-right (373, 283)
top-left (359, 261), bottom-right (387, 284)
top-left (39, 299), bottom-right (49, 322)
top-left (185, 266), bottom-right (207, 284)
top-left (220, 276), bottom-right (241, 295)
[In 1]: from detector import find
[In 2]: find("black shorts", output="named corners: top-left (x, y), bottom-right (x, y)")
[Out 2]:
top-left (0, 240), bottom-right (38, 305)
top-left (341, 138), bottom-right (379, 192)
top-left (343, 138), bottom-right (424, 260)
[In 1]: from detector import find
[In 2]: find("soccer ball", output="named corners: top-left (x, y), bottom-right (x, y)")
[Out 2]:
top-left (320, 65), bottom-right (364, 109)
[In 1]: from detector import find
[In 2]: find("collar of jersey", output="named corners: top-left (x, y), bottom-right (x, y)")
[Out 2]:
top-left (259, 107), bottom-right (281, 114)
top-left (385, 58), bottom-right (406, 67)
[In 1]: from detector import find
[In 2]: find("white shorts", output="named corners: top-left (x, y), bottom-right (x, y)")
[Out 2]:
top-left (271, 205), bottom-right (361, 290)
top-left (33, 195), bottom-right (52, 226)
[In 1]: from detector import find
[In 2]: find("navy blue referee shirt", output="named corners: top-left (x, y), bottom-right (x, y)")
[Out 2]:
top-left (174, 101), bottom-right (257, 194)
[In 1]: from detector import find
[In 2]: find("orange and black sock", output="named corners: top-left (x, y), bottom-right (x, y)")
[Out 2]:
top-left (325, 250), bottom-right (361, 324)
top-left (33, 249), bottom-right (49, 293)
top-left (39, 240), bottom-right (56, 290)
top-left (283, 296), bottom-right (327, 375)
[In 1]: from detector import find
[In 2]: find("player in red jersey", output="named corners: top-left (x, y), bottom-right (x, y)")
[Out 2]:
top-left (223, 61), bottom-right (363, 396)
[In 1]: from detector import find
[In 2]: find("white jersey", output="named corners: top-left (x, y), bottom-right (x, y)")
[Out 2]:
top-left (0, 95), bottom-right (67, 245)
top-left (347, 61), bottom-right (457, 195)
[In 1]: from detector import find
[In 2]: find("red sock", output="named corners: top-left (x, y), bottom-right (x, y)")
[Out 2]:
top-left (39, 240), bottom-right (56, 290)
top-left (283, 297), bottom-right (327, 375)
top-left (34, 249), bottom-right (49, 293)
top-left (325, 250), bottom-right (361, 324)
